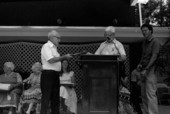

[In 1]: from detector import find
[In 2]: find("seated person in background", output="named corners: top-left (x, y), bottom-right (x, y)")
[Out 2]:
top-left (18, 62), bottom-right (42, 114)
top-left (60, 60), bottom-right (77, 114)
top-left (0, 62), bottom-right (22, 114)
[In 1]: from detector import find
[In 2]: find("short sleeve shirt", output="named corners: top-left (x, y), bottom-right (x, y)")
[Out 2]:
top-left (140, 38), bottom-right (161, 67)
top-left (41, 40), bottom-right (61, 71)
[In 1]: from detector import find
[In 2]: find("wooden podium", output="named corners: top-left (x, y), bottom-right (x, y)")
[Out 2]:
top-left (79, 55), bottom-right (119, 114)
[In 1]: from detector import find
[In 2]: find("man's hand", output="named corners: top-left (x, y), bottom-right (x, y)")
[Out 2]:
top-left (86, 52), bottom-right (93, 55)
top-left (64, 54), bottom-right (73, 60)
top-left (118, 55), bottom-right (126, 61)
top-left (136, 64), bottom-right (143, 71)
top-left (141, 70), bottom-right (147, 76)
top-left (140, 69), bottom-right (147, 83)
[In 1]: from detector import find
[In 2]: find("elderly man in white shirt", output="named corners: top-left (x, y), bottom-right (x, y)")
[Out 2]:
top-left (95, 26), bottom-right (127, 80)
top-left (40, 30), bottom-right (72, 114)
top-left (95, 26), bottom-right (126, 61)
top-left (95, 26), bottom-right (127, 81)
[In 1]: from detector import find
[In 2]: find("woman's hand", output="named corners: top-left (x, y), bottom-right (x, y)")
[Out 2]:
top-left (23, 79), bottom-right (27, 83)
top-left (9, 84), bottom-right (15, 91)
top-left (23, 79), bottom-right (30, 84)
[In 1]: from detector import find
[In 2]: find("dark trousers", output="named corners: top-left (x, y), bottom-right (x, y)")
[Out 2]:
top-left (40, 70), bottom-right (60, 114)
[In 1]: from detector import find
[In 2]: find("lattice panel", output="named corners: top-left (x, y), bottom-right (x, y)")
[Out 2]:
top-left (0, 43), bottom-right (22, 73)
top-left (0, 42), bottom-right (130, 101)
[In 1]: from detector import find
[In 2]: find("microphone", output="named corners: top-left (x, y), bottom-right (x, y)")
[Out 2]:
top-left (106, 37), bottom-right (112, 42)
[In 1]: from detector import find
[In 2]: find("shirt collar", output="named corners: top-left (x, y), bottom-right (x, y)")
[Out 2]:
top-left (47, 40), bottom-right (55, 47)
top-left (4, 72), bottom-right (14, 77)
top-left (146, 36), bottom-right (154, 43)
top-left (149, 37), bottom-right (154, 41)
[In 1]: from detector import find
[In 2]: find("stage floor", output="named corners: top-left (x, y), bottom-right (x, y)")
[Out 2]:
top-left (158, 105), bottom-right (170, 114)
top-left (140, 104), bottom-right (170, 114)
top-left (2, 104), bottom-right (170, 114)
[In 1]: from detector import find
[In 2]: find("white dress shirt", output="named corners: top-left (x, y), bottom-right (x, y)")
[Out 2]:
top-left (41, 40), bottom-right (61, 71)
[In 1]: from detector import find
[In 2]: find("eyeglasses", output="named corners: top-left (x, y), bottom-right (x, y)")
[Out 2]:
top-left (104, 33), bottom-right (115, 37)
top-left (52, 36), bottom-right (61, 39)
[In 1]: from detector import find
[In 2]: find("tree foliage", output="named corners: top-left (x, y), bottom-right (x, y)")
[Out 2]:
top-left (135, 0), bottom-right (170, 26)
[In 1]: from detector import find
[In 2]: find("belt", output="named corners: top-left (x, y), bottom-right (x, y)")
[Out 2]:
top-left (43, 70), bottom-right (60, 73)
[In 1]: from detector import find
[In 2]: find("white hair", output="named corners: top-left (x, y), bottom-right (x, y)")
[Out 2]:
top-left (105, 26), bottom-right (116, 33)
top-left (31, 62), bottom-right (42, 71)
top-left (4, 62), bottom-right (15, 71)
top-left (48, 30), bottom-right (60, 39)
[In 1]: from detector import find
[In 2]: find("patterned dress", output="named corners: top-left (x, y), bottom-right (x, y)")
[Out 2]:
top-left (60, 71), bottom-right (77, 114)
top-left (119, 86), bottom-right (136, 114)
top-left (0, 72), bottom-right (22, 108)
top-left (21, 73), bottom-right (41, 104)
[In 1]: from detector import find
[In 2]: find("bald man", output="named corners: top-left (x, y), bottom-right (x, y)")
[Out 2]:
top-left (95, 26), bottom-right (126, 61)
top-left (41, 30), bottom-right (72, 114)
